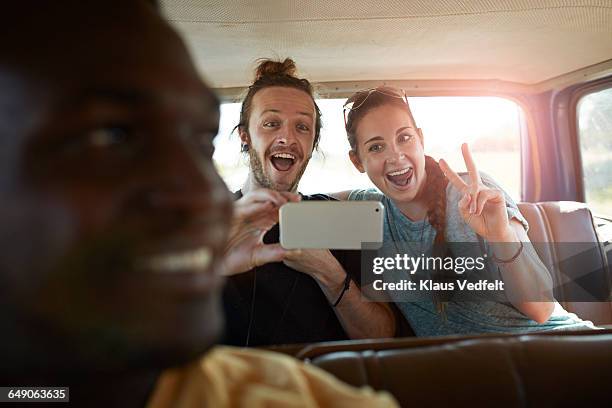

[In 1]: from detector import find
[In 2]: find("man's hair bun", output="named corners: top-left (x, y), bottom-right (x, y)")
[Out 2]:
top-left (254, 58), bottom-right (297, 81)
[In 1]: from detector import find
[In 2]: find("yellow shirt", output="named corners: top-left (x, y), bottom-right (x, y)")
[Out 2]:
top-left (147, 346), bottom-right (398, 408)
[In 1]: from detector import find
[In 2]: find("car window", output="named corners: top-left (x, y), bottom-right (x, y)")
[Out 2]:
top-left (214, 96), bottom-right (523, 200)
top-left (577, 87), bottom-right (612, 217)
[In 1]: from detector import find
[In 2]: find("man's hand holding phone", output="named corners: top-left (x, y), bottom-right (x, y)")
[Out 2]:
top-left (221, 189), bottom-right (301, 276)
top-left (283, 248), bottom-right (348, 299)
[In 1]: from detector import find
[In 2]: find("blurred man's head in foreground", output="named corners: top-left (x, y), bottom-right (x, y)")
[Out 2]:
top-left (0, 0), bottom-right (232, 376)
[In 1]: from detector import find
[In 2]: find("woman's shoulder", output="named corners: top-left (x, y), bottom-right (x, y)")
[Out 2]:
top-left (346, 188), bottom-right (384, 201)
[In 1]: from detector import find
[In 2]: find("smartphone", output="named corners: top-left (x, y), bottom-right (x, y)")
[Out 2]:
top-left (279, 201), bottom-right (384, 249)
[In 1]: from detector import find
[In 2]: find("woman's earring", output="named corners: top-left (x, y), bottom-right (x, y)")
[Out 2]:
top-left (241, 143), bottom-right (249, 152)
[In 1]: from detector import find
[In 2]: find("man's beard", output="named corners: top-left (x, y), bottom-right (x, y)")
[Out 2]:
top-left (248, 146), bottom-right (310, 192)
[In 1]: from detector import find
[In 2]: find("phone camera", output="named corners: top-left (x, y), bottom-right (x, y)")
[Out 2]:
top-left (375, 208), bottom-right (380, 212)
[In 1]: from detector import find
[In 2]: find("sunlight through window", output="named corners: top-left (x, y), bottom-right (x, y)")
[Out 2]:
top-left (214, 97), bottom-right (522, 199)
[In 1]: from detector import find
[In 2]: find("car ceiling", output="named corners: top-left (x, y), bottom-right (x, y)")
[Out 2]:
top-left (161, 0), bottom-right (612, 92)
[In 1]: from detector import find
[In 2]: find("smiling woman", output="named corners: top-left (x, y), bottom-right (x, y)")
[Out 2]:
top-left (214, 96), bottom-right (523, 199)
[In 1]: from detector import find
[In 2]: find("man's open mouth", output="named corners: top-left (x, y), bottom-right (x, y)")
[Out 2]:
top-left (270, 152), bottom-right (297, 172)
top-left (386, 166), bottom-right (414, 187)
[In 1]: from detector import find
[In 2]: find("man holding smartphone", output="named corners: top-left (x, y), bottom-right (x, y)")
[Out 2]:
top-left (220, 58), bottom-right (397, 346)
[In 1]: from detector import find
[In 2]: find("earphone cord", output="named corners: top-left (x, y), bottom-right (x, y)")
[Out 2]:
top-left (270, 274), bottom-right (299, 343)
top-left (245, 269), bottom-right (257, 347)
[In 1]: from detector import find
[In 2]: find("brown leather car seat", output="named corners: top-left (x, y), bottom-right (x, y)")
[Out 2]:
top-left (298, 202), bottom-right (612, 407)
top-left (518, 201), bottom-right (612, 325)
top-left (309, 331), bottom-right (612, 407)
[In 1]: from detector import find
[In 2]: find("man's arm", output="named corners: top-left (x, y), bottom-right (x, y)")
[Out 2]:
top-left (223, 189), bottom-right (395, 338)
top-left (284, 249), bottom-right (396, 339)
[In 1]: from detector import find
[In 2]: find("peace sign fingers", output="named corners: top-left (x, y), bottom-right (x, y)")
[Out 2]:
top-left (440, 143), bottom-right (483, 214)
top-left (440, 143), bottom-right (512, 241)
top-left (461, 143), bottom-right (482, 186)
top-left (439, 158), bottom-right (468, 193)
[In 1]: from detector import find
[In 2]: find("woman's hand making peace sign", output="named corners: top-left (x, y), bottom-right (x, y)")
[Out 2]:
top-left (440, 144), bottom-right (554, 323)
top-left (439, 143), bottom-right (516, 242)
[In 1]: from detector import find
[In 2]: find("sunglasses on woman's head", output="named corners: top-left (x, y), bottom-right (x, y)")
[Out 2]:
top-left (343, 87), bottom-right (410, 130)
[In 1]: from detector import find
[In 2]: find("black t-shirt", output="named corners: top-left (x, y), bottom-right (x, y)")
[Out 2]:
top-left (221, 191), bottom-right (362, 347)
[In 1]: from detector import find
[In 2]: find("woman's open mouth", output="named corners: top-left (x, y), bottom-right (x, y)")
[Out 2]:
top-left (270, 152), bottom-right (297, 172)
top-left (386, 166), bottom-right (414, 188)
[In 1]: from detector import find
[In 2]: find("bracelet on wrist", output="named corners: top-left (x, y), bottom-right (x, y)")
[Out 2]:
top-left (333, 272), bottom-right (352, 307)
top-left (491, 240), bottom-right (523, 264)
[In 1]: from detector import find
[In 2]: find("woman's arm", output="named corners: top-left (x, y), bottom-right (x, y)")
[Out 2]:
top-left (329, 190), bottom-right (352, 200)
top-left (439, 144), bottom-right (554, 323)
top-left (488, 220), bottom-right (554, 323)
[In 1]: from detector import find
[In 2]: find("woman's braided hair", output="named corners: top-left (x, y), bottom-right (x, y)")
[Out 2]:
top-left (423, 155), bottom-right (451, 315)
top-left (345, 89), bottom-right (449, 314)
top-left (234, 58), bottom-right (322, 152)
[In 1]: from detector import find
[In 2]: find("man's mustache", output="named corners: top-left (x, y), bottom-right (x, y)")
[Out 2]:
top-left (267, 145), bottom-right (303, 159)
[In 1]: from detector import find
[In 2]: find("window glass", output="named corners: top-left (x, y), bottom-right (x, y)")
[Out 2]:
top-left (214, 97), bottom-right (522, 200)
top-left (578, 87), bottom-right (612, 217)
